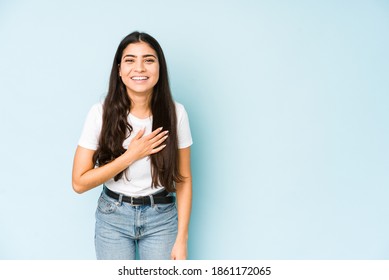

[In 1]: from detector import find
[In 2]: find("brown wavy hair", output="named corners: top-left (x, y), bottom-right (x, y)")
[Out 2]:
top-left (92, 31), bottom-right (182, 192)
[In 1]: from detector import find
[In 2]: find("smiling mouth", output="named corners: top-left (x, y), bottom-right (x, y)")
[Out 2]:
top-left (131, 76), bottom-right (149, 81)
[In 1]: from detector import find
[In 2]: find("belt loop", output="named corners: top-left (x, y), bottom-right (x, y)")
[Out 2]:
top-left (118, 193), bottom-right (123, 206)
top-left (149, 194), bottom-right (155, 207)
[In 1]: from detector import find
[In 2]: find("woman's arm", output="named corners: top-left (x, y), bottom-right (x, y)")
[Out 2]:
top-left (72, 127), bottom-right (168, 194)
top-left (171, 147), bottom-right (192, 260)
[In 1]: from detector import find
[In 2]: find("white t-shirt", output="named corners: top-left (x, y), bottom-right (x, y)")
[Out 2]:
top-left (78, 102), bottom-right (193, 196)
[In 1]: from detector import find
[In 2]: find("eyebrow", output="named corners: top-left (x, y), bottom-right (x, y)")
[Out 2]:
top-left (123, 54), bottom-right (157, 59)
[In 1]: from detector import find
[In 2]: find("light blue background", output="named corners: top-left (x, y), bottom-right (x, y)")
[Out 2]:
top-left (0, 0), bottom-right (388, 259)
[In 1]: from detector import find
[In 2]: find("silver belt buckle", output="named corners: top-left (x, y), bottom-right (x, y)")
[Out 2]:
top-left (130, 196), bottom-right (141, 206)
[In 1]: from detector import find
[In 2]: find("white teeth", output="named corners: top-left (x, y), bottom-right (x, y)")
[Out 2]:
top-left (131, 76), bottom-right (148, 80)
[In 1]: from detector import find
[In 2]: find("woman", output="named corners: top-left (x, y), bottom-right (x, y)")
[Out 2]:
top-left (72, 31), bottom-right (192, 260)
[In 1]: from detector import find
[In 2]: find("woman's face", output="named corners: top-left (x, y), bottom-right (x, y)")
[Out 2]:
top-left (119, 41), bottom-right (159, 98)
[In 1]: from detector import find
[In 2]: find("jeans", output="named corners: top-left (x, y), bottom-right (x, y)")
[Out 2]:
top-left (95, 188), bottom-right (178, 260)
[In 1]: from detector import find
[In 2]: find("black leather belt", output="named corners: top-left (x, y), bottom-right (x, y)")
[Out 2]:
top-left (103, 186), bottom-right (175, 206)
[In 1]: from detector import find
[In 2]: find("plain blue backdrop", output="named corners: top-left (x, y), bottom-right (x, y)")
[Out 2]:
top-left (0, 0), bottom-right (388, 259)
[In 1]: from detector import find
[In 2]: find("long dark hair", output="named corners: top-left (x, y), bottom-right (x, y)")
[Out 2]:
top-left (93, 31), bottom-right (182, 192)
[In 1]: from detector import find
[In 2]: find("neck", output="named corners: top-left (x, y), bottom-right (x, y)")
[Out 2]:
top-left (128, 90), bottom-right (152, 118)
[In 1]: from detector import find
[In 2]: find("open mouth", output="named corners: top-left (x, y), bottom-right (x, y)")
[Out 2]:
top-left (131, 76), bottom-right (149, 81)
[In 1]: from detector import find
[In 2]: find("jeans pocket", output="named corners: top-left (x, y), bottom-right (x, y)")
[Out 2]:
top-left (97, 194), bottom-right (118, 214)
top-left (154, 202), bottom-right (176, 214)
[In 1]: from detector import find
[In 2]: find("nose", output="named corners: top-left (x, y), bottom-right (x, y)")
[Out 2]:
top-left (134, 60), bottom-right (145, 72)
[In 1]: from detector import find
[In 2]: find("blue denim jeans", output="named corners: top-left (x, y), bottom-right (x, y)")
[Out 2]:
top-left (95, 188), bottom-right (178, 260)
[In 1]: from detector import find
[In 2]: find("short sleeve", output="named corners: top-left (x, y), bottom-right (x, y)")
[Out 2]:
top-left (176, 102), bottom-right (193, 149)
top-left (78, 103), bottom-right (103, 150)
